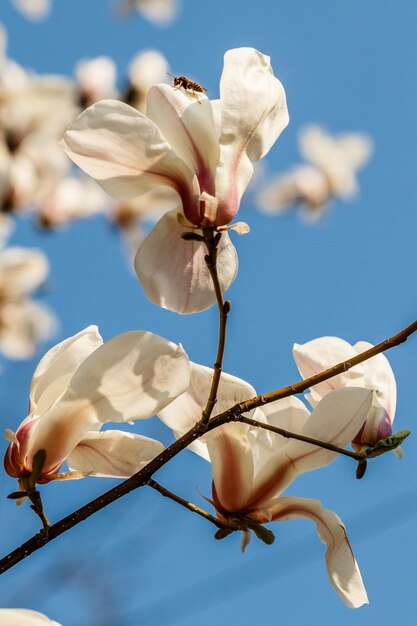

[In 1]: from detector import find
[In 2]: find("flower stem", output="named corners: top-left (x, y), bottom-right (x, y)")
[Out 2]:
top-left (147, 479), bottom-right (239, 532)
top-left (200, 228), bottom-right (230, 424)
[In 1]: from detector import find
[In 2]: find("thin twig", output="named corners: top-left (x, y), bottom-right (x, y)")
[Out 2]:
top-left (238, 416), bottom-right (363, 460)
top-left (200, 229), bottom-right (230, 424)
top-left (147, 479), bottom-right (240, 531)
top-left (1, 318), bottom-right (416, 575)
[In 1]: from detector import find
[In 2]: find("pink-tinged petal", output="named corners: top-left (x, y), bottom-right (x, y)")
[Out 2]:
top-left (147, 85), bottom-right (219, 222)
top-left (158, 361), bottom-right (257, 460)
top-left (61, 100), bottom-right (200, 217)
top-left (293, 336), bottom-right (365, 406)
top-left (25, 331), bottom-right (189, 477)
top-left (353, 341), bottom-right (396, 420)
top-left (67, 430), bottom-right (164, 478)
top-left (214, 48), bottom-right (289, 225)
top-left (29, 325), bottom-right (103, 413)
top-left (266, 496), bottom-right (368, 608)
top-left (0, 608), bottom-right (61, 625)
top-left (352, 403), bottom-right (392, 449)
top-left (249, 388), bottom-right (372, 506)
top-left (134, 210), bottom-right (238, 314)
top-left (208, 422), bottom-right (254, 513)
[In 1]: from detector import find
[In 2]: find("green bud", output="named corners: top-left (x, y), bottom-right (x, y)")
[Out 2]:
top-left (365, 430), bottom-right (411, 459)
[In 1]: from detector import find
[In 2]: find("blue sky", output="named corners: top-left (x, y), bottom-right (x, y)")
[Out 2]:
top-left (1, 1), bottom-right (417, 624)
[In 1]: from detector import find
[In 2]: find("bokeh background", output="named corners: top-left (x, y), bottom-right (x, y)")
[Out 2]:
top-left (1, 1), bottom-right (417, 624)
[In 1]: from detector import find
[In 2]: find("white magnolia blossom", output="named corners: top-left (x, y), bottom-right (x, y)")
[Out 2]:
top-left (293, 336), bottom-right (397, 451)
top-left (10, 0), bottom-right (51, 21)
top-left (126, 49), bottom-right (169, 113)
top-left (120, 0), bottom-right (180, 26)
top-left (158, 362), bottom-right (372, 607)
top-left (0, 608), bottom-right (61, 625)
top-left (4, 326), bottom-right (190, 484)
top-left (0, 41), bottom-right (77, 215)
top-left (38, 176), bottom-right (110, 228)
top-left (75, 56), bottom-right (118, 106)
top-left (62, 47), bottom-right (289, 314)
top-left (256, 125), bottom-right (373, 220)
top-left (0, 241), bottom-right (56, 359)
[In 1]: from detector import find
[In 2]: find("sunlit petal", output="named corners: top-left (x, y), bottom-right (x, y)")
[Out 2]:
top-left (61, 100), bottom-right (199, 216)
top-left (134, 210), bottom-right (238, 314)
top-left (67, 430), bottom-right (164, 478)
top-left (267, 496), bottom-right (368, 608)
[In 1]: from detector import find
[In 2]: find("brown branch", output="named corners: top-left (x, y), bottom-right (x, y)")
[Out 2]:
top-left (227, 318), bottom-right (417, 415)
top-left (1, 317), bottom-right (416, 575)
top-left (147, 479), bottom-right (240, 531)
top-left (238, 416), bottom-right (363, 460)
top-left (200, 229), bottom-right (230, 424)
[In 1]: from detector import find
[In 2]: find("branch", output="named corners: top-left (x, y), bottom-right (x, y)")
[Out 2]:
top-left (238, 416), bottom-right (363, 460)
top-left (200, 229), bottom-right (230, 424)
top-left (147, 479), bottom-right (240, 532)
top-left (1, 318), bottom-right (416, 575)
top-left (228, 318), bottom-right (417, 415)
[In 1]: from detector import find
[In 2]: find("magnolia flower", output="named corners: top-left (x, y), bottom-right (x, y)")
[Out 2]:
top-left (120, 0), bottom-right (180, 26)
top-left (158, 363), bottom-right (372, 607)
top-left (10, 0), bottom-right (51, 21)
top-left (125, 50), bottom-right (169, 113)
top-left (75, 57), bottom-right (118, 107)
top-left (38, 176), bottom-right (109, 228)
top-left (4, 326), bottom-right (190, 485)
top-left (256, 125), bottom-right (373, 220)
top-left (0, 609), bottom-right (61, 625)
top-left (0, 243), bottom-right (56, 359)
top-left (62, 47), bottom-right (289, 313)
top-left (293, 336), bottom-right (397, 451)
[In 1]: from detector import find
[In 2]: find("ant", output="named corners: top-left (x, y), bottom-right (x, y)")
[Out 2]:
top-left (167, 73), bottom-right (207, 103)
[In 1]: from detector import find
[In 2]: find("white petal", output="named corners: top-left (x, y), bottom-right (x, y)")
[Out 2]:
top-left (147, 85), bottom-right (219, 219)
top-left (158, 361), bottom-right (257, 459)
top-left (128, 50), bottom-right (169, 94)
top-left (353, 341), bottom-right (396, 420)
top-left (208, 422), bottom-right (255, 512)
top-left (61, 100), bottom-right (199, 217)
top-left (214, 48), bottom-right (289, 224)
top-left (267, 497), bottom-right (368, 608)
top-left (67, 430), bottom-right (164, 478)
top-left (259, 396), bottom-right (311, 453)
top-left (249, 388), bottom-right (372, 506)
top-left (61, 330), bottom-right (190, 423)
top-left (0, 247), bottom-right (49, 298)
top-left (299, 126), bottom-right (359, 198)
top-left (336, 134), bottom-right (373, 170)
top-left (0, 300), bottom-right (56, 360)
top-left (0, 608), bottom-right (61, 625)
top-left (256, 165), bottom-right (330, 215)
top-left (293, 336), bottom-right (365, 406)
top-left (27, 331), bottom-right (189, 473)
top-left (11, 0), bottom-right (51, 20)
top-left (75, 57), bottom-right (117, 102)
top-left (29, 325), bottom-right (103, 413)
top-left (124, 0), bottom-right (179, 26)
top-left (134, 210), bottom-right (238, 314)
